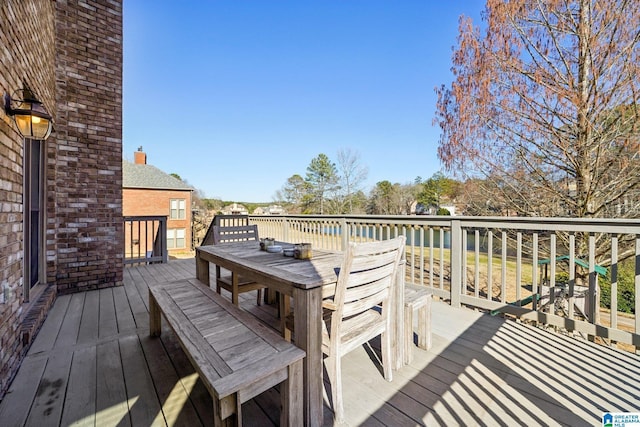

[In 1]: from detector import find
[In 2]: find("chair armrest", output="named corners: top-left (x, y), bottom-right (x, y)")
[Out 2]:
top-left (322, 298), bottom-right (337, 311)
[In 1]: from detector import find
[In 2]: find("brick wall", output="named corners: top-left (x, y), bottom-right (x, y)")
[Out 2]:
top-left (52, 0), bottom-right (123, 293)
top-left (0, 0), bottom-right (123, 398)
top-left (0, 0), bottom-right (57, 398)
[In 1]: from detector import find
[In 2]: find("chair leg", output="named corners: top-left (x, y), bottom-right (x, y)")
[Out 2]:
top-left (327, 355), bottom-right (344, 424)
top-left (256, 289), bottom-right (263, 306)
top-left (417, 297), bottom-right (432, 350)
top-left (381, 330), bottom-right (393, 382)
top-left (404, 305), bottom-right (414, 365)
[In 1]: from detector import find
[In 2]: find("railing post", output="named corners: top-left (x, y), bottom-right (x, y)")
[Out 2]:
top-left (450, 219), bottom-right (462, 308)
top-left (161, 217), bottom-right (168, 263)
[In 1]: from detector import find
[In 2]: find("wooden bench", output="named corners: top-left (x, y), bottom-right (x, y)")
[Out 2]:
top-left (404, 283), bottom-right (433, 364)
top-left (148, 279), bottom-right (305, 426)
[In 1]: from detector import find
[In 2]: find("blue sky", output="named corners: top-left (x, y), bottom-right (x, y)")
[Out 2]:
top-left (123, 1), bottom-right (484, 202)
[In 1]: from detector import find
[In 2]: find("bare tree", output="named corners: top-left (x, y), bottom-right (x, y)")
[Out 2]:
top-left (435, 0), bottom-right (640, 261)
top-left (336, 148), bottom-right (368, 214)
top-left (367, 181), bottom-right (416, 215)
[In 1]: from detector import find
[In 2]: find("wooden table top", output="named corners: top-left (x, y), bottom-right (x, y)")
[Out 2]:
top-left (196, 241), bottom-right (343, 291)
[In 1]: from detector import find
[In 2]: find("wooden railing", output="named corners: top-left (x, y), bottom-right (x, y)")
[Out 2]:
top-left (250, 214), bottom-right (640, 350)
top-left (123, 216), bottom-right (168, 265)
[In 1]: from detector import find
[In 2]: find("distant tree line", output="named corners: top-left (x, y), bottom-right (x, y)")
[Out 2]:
top-left (270, 151), bottom-right (461, 215)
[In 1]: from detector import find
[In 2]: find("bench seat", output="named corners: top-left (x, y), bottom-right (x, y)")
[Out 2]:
top-left (148, 279), bottom-right (305, 426)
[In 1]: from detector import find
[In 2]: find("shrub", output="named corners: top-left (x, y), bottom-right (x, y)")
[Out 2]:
top-left (600, 259), bottom-right (636, 314)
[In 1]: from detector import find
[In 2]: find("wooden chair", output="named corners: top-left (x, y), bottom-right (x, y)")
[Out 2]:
top-left (212, 224), bottom-right (267, 306)
top-left (320, 236), bottom-right (406, 424)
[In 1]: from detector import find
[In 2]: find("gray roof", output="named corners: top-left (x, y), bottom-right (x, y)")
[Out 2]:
top-left (122, 160), bottom-right (193, 191)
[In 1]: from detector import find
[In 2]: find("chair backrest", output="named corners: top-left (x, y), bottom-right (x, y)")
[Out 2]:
top-left (201, 215), bottom-right (250, 245)
top-left (328, 236), bottom-right (405, 323)
top-left (212, 224), bottom-right (259, 245)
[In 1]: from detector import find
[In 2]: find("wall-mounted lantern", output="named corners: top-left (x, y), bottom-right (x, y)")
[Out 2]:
top-left (3, 87), bottom-right (53, 140)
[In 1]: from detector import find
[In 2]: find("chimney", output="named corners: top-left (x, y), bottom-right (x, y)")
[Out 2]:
top-left (134, 146), bottom-right (146, 165)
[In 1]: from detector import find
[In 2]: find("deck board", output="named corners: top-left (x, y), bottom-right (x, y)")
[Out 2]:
top-left (98, 288), bottom-right (119, 339)
top-left (95, 339), bottom-right (132, 427)
top-left (2, 257), bottom-right (640, 426)
top-left (0, 356), bottom-right (48, 426)
top-left (119, 334), bottom-right (166, 426)
top-left (24, 347), bottom-right (72, 426)
top-left (139, 328), bottom-right (203, 426)
top-left (55, 292), bottom-right (85, 348)
top-left (114, 285), bottom-right (137, 333)
top-left (77, 290), bottom-right (100, 345)
top-left (60, 345), bottom-right (97, 427)
top-left (27, 294), bottom-right (71, 355)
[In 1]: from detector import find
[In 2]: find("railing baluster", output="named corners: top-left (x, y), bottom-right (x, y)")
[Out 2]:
top-left (611, 235), bottom-right (618, 330)
top-left (487, 230), bottom-right (493, 301)
top-left (246, 214), bottom-right (640, 349)
top-left (501, 231), bottom-right (507, 304)
top-left (635, 236), bottom-right (640, 348)
top-left (550, 233), bottom-right (557, 311)
top-left (462, 228), bottom-right (467, 297)
top-left (474, 229), bottom-right (480, 298)
top-left (439, 227), bottom-right (444, 291)
top-left (568, 234), bottom-right (576, 320)
top-left (516, 232), bottom-right (522, 304)
top-left (429, 227), bottom-right (434, 287)
top-left (589, 233), bottom-right (597, 325)
top-left (532, 233), bottom-right (539, 312)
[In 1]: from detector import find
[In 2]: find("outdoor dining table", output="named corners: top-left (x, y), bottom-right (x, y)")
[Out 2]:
top-left (195, 240), bottom-right (405, 426)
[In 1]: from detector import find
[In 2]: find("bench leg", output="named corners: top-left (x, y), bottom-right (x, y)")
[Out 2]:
top-left (281, 359), bottom-right (303, 427)
top-left (417, 297), bottom-right (432, 350)
top-left (404, 305), bottom-right (414, 365)
top-left (149, 292), bottom-right (161, 337)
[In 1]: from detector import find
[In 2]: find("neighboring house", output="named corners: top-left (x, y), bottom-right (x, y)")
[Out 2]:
top-left (0, 1), bottom-right (123, 397)
top-left (411, 200), bottom-right (458, 216)
top-left (253, 205), bottom-right (286, 215)
top-left (222, 203), bottom-right (249, 215)
top-left (123, 149), bottom-right (193, 255)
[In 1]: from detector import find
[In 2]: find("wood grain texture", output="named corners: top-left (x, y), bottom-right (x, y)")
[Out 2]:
top-left (3, 258), bottom-right (639, 427)
top-left (148, 279), bottom-right (305, 425)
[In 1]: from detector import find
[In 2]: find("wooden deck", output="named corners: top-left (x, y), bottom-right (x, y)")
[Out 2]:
top-left (1, 258), bottom-right (639, 426)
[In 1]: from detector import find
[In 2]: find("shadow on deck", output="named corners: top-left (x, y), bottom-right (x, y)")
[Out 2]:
top-left (1, 258), bottom-right (638, 426)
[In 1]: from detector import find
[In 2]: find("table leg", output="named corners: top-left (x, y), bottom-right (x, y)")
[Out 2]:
top-left (293, 287), bottom-right (323, 427)
top-left (232, 273), bottom-right (239, 306)
top-left (196, 252), bottom-right (210, 285)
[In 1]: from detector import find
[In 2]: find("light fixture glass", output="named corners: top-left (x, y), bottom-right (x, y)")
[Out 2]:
top-left (4, 88), bottom-right (53, 140)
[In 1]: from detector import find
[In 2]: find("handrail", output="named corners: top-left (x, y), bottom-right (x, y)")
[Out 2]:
top-left (123, 216), bottom-right (168, 265)
top-left (250, 214), bottom-right (640, 350)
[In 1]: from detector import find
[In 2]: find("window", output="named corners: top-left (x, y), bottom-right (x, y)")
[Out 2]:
top-left (167, 228), bottom-right (186, 249)
top-left (170, 199), bottom-right (186, 219)
top-left (24, 139), bottom-right (46, 302)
